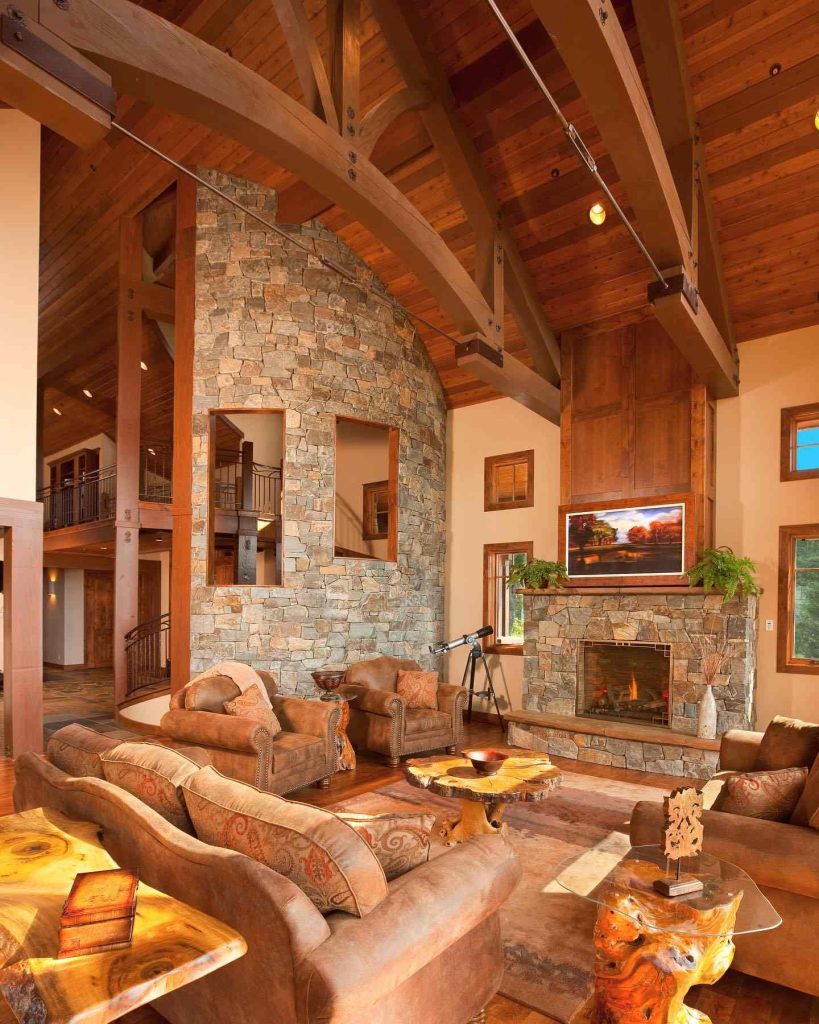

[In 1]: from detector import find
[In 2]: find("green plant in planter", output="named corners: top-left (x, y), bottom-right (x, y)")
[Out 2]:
top-left (507, 559), bottom-right (569, 591)
top-left (687, 546), bottom-right (760, 601)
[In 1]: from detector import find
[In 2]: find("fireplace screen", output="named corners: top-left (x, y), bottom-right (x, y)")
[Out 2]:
top-left (579, 641), bottom-right (671, 728)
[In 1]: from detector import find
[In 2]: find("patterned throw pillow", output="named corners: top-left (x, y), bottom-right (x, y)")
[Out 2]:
top-left (46, 724), bottom-right (119, 779)
top-left (713, 766), bottom-right (808, 821)
top-left (101, 742), bottom-right (205, 833)
top-left (337, 811), bottom-right (436, 880)
top-left (396, 670), bottom-right (439, 710)
top-left (223, 684), bottom-right (282, 735)
top-left (182, 767), bottom-right (388, 917)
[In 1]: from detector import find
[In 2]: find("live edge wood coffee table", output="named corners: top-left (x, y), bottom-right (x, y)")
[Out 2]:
top-left (0, 808), bottom-right (247, 1024)
top-left (405, 752), bottom-right (561, 845)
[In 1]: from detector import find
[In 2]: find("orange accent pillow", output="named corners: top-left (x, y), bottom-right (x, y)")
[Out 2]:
top-left (713, 767), bottom-right (808, 822)
top-left (396, 670), bottom-right (439, 710)
top-left (223, 684), bottom-right (282, 735)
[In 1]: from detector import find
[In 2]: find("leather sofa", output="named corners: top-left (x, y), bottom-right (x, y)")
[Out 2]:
top-left (14, 745), bottom-right (521, 1024)
top-left (340, 656), bottom-right (467, 767)
top-left (630, 728), bottom-right (819, 997)
top-left (160, 669), bottom-right (340, 794)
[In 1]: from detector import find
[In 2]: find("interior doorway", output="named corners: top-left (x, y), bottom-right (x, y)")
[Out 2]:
top-left (84, 571), bottom-right (114, 668)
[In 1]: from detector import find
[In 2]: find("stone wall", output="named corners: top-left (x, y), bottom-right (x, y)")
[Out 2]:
top-left (189, 171), bottom-right (447, 692)
top-left (522, 590), bottom-right (758, 734)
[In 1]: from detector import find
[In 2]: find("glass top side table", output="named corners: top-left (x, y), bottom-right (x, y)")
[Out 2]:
top-left (557, 845), bottom-right (781, 1024)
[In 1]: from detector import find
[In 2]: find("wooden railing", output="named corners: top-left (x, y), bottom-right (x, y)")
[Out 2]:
top-left (38, 467), bottom-right (117, 532)
top-left (124, 612), bottom-right (171, 697)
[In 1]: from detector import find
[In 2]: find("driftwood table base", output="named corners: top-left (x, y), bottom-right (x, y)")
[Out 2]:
top-left (439, 799), bottom-right (508, 846)
top-left (570, 861), bottom-right (741, 1024)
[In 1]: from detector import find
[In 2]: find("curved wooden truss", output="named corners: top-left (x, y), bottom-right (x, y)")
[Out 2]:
top-left (33, 0), bottom-right (561, 420)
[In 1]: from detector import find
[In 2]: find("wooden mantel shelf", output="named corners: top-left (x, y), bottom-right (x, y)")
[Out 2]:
top-left (506, 710), bottom-right (721, 751)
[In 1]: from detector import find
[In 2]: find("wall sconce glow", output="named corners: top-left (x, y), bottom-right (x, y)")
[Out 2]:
top-left (47, 579), bottom-right (57, 599)
top-left (147, 447), bottom-right (156, 456)
top-left (140, 361), bottom-right (148, 371)
top-left (589, 203), bottom-right (606, 226)
top-left (52, 407), bottom-right (62, 416)
top-left (83, 388), bottom-right (93, 398)
top-left (815, 109), bottom-right (819, 130)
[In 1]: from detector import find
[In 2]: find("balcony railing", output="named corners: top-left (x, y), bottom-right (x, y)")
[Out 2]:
top-left (213, 450), bottom-right (282, 519)
top-left (38, 467), bottom-right (117, 532)
top-left (140, 444), bottom-right (173, 503)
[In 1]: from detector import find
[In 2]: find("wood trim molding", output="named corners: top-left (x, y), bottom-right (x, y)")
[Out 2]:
top-left (484, 450), bottom-right (535, 512)
top-left (777, 523), bottom-right (819, 675)
top-left (483, 540), bottom-right (533, 655)
top-left (780, 402), bottom-right (819, 483)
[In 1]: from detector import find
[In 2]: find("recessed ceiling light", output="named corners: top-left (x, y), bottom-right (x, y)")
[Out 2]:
top-left (100, 546), bottom-right (108, 551)
top-left (769, 62), bottom-right (782, 76)
top-left (147, 447), bottom-right (156, 456)
top-left (588, 202), bottom-right (606, 226)
top-left (52, 407), bottom-right (62, 416)
top-left (82, 388), bottom-right (93, 398)
top-left (140, 361), bottom-right (148, 371)
top-left (155, 537), bottom-right (163, 542)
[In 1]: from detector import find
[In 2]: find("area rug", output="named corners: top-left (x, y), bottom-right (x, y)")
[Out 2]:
top-left (330, 768), bottom-right (667, 1022)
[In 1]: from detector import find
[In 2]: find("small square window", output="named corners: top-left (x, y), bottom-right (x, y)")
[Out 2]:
top-left (484, 450), bottom-right (534, 511)
top-left (781, 403), bottom-right (819, 481)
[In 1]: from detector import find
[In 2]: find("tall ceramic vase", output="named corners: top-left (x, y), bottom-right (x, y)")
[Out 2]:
top-left (697, 683), bottom-right (717, 740)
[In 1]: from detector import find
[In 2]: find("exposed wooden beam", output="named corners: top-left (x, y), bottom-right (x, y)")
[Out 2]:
top-left (370, 0), bottom-right (561, 383)
top-left (632, 0), bottom-right (734, 349)
top-left (358, 86), bottom-right (430, 159)
top-left (269, 0), bottom-right (339, 132)
top-left (456, 337), bottom-right (561, 424)
top-left (327, 0), bottom-right (360, 139)
top-left (132, 281), bottom-right (175, 322)
top-left (531, 0), bottom-right (691, 275)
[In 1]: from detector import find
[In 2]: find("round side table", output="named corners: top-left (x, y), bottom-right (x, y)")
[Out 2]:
top-left (404, 752), bottom-right (561, 845)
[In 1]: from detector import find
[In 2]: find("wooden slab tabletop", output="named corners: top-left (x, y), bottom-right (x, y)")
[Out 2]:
top-left (0, 808), bottom-right (246, 1024)
top-left (405, 753), bottom-right (562, 803)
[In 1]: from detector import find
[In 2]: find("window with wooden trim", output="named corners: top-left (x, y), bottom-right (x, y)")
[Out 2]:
top-left (484, 450), bottom-right (535, 511)
top-left (483, 542), bottom-right (533, 654)
top-left (781, 403), bottom-right (819, 481)
top-left (778, 524), bottom-right (819, 674)
top-left (363, 480), bottom-right (389, 540)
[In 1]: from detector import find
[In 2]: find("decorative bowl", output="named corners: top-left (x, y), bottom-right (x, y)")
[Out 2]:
top-left (462, 749), bottom-right (509, 776)
top-left (311, 669), bottom-right (347, 694)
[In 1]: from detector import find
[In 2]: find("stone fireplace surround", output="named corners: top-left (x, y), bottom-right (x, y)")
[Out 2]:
top-left (506, 588), bottom-right (758, 779)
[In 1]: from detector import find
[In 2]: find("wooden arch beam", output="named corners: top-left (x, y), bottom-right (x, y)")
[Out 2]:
top-left (39, 0), bottom-right (560, 420)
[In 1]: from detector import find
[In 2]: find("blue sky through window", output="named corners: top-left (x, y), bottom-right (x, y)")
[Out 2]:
top-left (796, 425), bottom-right (819, 471)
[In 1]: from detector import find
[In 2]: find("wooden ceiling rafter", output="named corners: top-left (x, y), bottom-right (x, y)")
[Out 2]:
top-left (531, 0), bottom-right (740, 399)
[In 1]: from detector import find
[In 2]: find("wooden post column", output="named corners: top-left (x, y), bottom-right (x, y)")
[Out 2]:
top-left (113, 215), bottom-right (144, 705)
top-left (2, 499), bottom-right (44, 756)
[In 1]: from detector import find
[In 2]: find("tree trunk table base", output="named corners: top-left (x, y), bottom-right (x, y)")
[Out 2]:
top-left (440, 800), bottom-right (509, 846)
top-left (334, 697), bottom-right (356, 771)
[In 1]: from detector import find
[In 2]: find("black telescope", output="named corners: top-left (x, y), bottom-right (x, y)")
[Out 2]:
top-left (429, 625), bottom-right (493, 656)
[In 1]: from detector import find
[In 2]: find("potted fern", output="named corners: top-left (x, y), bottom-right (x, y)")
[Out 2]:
top-left (507, 559), bottom-right (569, 591)
top-left (687, 546), bottom-right (760, 601)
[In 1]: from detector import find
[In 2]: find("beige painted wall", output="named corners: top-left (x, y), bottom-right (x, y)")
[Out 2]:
top-left (0, 111), bottom-right (40, 502)
top-left (717, 326), bottom-right (819, 728)
top-left (445, 398), bottom-right (560, 711)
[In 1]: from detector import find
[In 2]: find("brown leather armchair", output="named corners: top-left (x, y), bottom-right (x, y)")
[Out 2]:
top-left (340, 656), bottom-right (466, 767)
top-left (161, 671), bottom-right (340, 794)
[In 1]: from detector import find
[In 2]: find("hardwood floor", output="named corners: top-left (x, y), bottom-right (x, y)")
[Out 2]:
top-left (1, 713), bottom-right (816, 1023)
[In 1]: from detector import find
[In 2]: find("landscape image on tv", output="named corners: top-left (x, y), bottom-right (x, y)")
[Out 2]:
top-left (566, 503), bottom-right (685, 578)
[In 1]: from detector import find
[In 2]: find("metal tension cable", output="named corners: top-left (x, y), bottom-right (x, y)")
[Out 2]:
top-left (484, 0), bottom-right (669, 290)
top-left (111, 121), bottom-right (466, 346)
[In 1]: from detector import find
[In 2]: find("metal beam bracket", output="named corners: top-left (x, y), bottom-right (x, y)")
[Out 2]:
top-left (647, 272), bottom-right (698, 314)
top-left (454, 335), bottom-right (503, 367)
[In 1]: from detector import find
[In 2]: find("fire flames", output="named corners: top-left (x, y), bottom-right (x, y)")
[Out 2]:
top-left (629, 673), bottom-right (638, 701)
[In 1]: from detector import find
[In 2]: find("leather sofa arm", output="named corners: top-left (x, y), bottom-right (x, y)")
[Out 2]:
top-left (630, 800), bottom-right (819, 900)
top-left (160, 710), bottom-right (273, 754)
top-left (720, 729), bottom-right (764, 771)
top-left (437, 684), bottom-right (467, 718)
top-left (296, 836), bottom-right (521, 1022)
top-left (338, 684), bottom-right (405, 718)
top-left (270, 695), bottom-right (341, 740)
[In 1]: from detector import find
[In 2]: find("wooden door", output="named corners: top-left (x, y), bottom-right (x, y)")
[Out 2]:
top-left (84, 571), bottom-right (114, 668)
top-left (138, 560), bottom-right (162, 626)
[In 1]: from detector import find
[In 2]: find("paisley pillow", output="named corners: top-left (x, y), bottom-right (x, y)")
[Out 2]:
top-left (224, 684), bottom-right (282, 735)
top-left (396, 670), bottom-right (439, 710)
top-left (713, 766), bottom-right (808, 822)
top-left (101, 742), bottom-right (205, 833)
top-left (337, 810), bottom-right (436, 880)
top-left (46, 724), bottom-right (119, 779)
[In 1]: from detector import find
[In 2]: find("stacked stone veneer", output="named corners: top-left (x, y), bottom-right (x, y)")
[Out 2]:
top-left (511, 589), bottom-right (759, 778)
top-left (189, 171), bottom-right (447, 692)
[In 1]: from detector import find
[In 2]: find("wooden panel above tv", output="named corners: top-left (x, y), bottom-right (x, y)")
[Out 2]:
top-left (560, 314), bottom-right (715, 563)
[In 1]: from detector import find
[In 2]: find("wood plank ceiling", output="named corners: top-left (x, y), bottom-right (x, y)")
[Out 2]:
top-left (38, 0), bottom-right (819, 456)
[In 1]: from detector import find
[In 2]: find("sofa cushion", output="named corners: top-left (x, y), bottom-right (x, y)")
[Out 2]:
top-left (712, 766), bottom-right (808, 821)
top-left (337, 810), bottom-right (436, 880)
top-left (396, 670), bottom-right (438, 710)
top-left (404, 709), bottom-right (451, 737)
top-left (46, 724), bottom-right (119, 779)
top-left (754, 715), bottom-right (819, 771)
top-left (224, 684), bottom-right (282, 735)
top-left (270, 733), bottom-right (326, 774)
top-left (182, 767), bottom-right (388, 916)
top-left (183, 675), bottom-right (241, 712)
top-left (101, 742), bottom-right (204, 833)
top-left (791, 754), bottom-right (819, 827)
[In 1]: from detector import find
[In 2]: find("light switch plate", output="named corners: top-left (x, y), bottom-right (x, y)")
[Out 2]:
top-left (765, 619), bottom-right (774, 632)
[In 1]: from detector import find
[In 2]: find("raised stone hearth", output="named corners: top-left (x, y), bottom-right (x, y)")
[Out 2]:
top-left (511, 587), bottom-right (759, 778)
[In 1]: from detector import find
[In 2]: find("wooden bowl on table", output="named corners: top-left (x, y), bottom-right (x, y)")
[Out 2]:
top-left (311, 669), bottom-right (347, 698)
top-left (462, 749), bottom-right (509, 776)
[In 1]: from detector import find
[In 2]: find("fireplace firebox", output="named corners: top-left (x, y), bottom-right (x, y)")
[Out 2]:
top-left (578, 640), bottom-right (671, 728)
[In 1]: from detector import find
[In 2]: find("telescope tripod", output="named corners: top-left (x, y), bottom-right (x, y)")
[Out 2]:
top-left (460, 640), bottom-right (504, 726)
